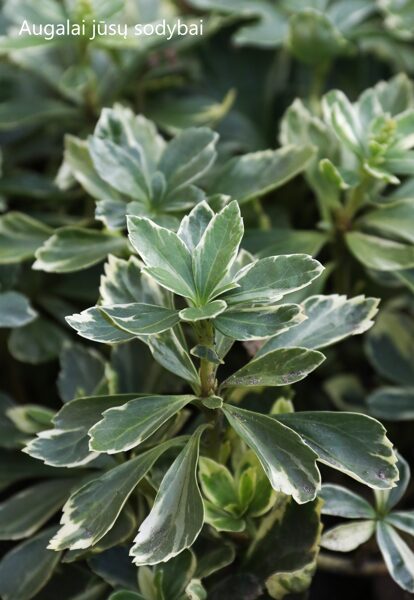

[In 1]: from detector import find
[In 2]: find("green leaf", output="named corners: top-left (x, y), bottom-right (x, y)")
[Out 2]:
top-left (199, 457), bottom-right (238, 512)
top-left (346, 231), bottom-right (414, 271)
top-left (215, 304), bottom-right (304, 341)
top-left (366, 311), bottom-right (414, 386)
top-left (277, 412), bottom-right (398, 489)
top-left (89, 395), bottom-right (196, 453)
top-left (0, 394), bottom-right (27, 449)
top-left (127, 216), bottom-right (195, 298)
top-left (357, 199), bottom-right (414, 244)
top-left (0, 480), bottom-right (75, 540)
top-left (147, 330), bottom-right (200, 388)
top-left (387, 512), bottom-right (414, 536)
top-left (66, 307), bottom-right (135, 344)
top-left (0, 527), bottom-right (62, 600)
top-left (208, 146), bottom-right (315, 204)
top-left (321, 520), bottom-right (375, 552)
top-left (177, 202), bottom-right (215, 251)
top-left (319, 484), bottom-right (375, 519)
top-left (246, 497), bottom-right (322, 596)
top-left (222, 347), bottom-right (325, 388)
top-left (190, 345), bottom-right (223, 365)
top-left (222, 405), bottom-right (320, 503)
top-left (58, 343), bottom-right (106, 402)
top-left (243, 229), bottom-right (327, 259)
top-left (159, 127), bottom-right (218, 189)
top-left (367, 387), bottom-right (414, 421)
top-left (375, 453), bottom-right (410, 514)
top-left (0, 212), bottom-right (52, 264)
top-left (377, 522), bottom-right (414, 592)
top-left (203, 502), bottom-right (245, 533)
top-left (49, 438), bottom-right (185, 551)
top-left (193, 201), bottom-right (243, 302)
top-left (9, 317), bottom-right (66, 364)
top-left (130, 426), bottom-right (206, 565)
top-left (224, 255), bottom-right (323, 305)
top-left (100, 255), bottom-right (165, 306)
top-left (259, 294), bottom-right (378, 354)
top-left (179, 300), bottom-right (227, 322)
top-left (33, 228), bottom-right (127, 273)
top-left (0, 292), bottom-right (37, 328)
top-left (109, 592), bottom-right (144, 600)
top-left (88, 136), bottom-right (149, 201)
top-left (6, 404), bottom-right (53, 434)
top-left (100, 303), bottom-right (180, 335)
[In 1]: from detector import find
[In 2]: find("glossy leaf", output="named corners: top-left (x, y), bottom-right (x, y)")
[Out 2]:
top-left (100, 303), bottom-right (180, 335)
top-left (89, 395), bottom-right (196, 453)
top-left (222, 404), bottom-right (321, 503)
top-left (277, 412), bottom-right (398, 489)
top-left (130, 426), bottom-right (206, 565)
top-left (259, 294), bottom-right (378, 354)
top-left (377, 522), bottom-right (414, 593)
top-left (0, 291), bottom-right (37, 328)
top-left (321, 520), bottom-right (375, 552)
top-left (319, 484), bottom-right (375, 519)
top-left (222, 347), bottom-right (325, 388)
top-left (49, 438), bottom-right (185, 551)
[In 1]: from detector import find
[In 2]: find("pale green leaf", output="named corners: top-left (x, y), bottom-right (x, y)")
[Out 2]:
top-left (387, 512), bottom-right (414, 536)
top-left (177, 202), bottom-right (215, 251)
top-left (259, 294), bottom-right (379, 354)
top-left (377, 522), bottom-right (414, 592)
top-left (0, 292), bottom-right (37, 328)
top-left (222, 347), bottom-right (325, 388)
top-left (319, 484), bottom-right (375, 519)
top-left (321, 520), bottom-right (375, 552)
top-left (159, 127), bottom-right (218, 189)
top-left (66, 307), bottom-right (135, 344)
top-left (89, 395), bottom-right (196, 453)
top-left (277, 412), bottom-right (398, 489)
top-left (130, 426), bottom-right (206, 565)
top-left (9, 317), bottom-right (66, 364)
top-left (222, 405), bottom-right (320, 504)
top-left (346, 231), bottom-right (414, 271)
top-left (224, 254), bottom-right (323, 305)
top-left (127, 216), bottom-right (195, 298)
top-left (357, 199), bottom-right (414, 244)
top-left (208, 146), bottom-right (315, 204)
top-left (58, 343), bottom-right (106, 402)
top-left (193, 201), bottom-right (243, 302)
top-left (100, 303), bottom-right (180, 335)
top-left (0, 212), bottom-right (52, 264)
top-left (215, 304), bottom-right (304, 341)
top-left (33, 228), bottom-right (127, 273)
top-left (179, 300), bottom-right (227, 322)
top-left (367, 387), bottom-right (414, 421)
top-left (49, 438), bottom-right (185, 551)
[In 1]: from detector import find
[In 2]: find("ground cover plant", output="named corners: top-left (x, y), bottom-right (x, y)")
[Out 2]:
top-left (0, 1), bottom-right (414, 599)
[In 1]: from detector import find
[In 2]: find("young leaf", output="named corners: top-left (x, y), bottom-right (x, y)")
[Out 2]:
top-left (193, 201), bottom-right (244, 302)
top-left (222, 404), bottom-right (321, 503)
top-left (179, 300), bottom-right (227, 322)
top-left (199, 457), bottom-right (238, 512)
top-left (49, 438), bottom-right (185, 551)
top-left (277, 412), bottom-right (398, 489)
top-left (258, 295), bottom-right (379, 354)
top-left (222, 347), bottom-right (325, 388)
top-left (321, 521), bottom-right (375, 552)
top-left (0, 527), bottom-right (61, 600)
top-left (177, 202), bottom-right (215, 251)
top-left (224, 255), bottom-right (323, 305)
top-left (130, 426), bottom-right (207, 565)
top-left (99, 303), bottom-right (180, 335)
top-left (89, 395), bottom-right (196, 453)
top-left (88, 136), bottom-right (149, 201)
top-left (208, 146), bottom-right (315, 204)
top-left (214, 304), bottom-right (304, 341)
top-left (159, 127), bottom-right (218, 189)
top-left (377, 522), bottom-right (414, 593)
top-left (319, 484), bottom-right (375, 519)
top-left (127, 216), bottom-right (195, 298)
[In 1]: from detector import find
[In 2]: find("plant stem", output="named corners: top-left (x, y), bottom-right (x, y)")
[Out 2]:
top-left (197, 320), bottom-right (217, 398)
top-left (317, 552), bottom-right (387, 576)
